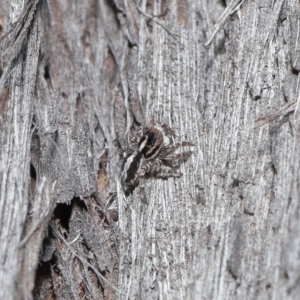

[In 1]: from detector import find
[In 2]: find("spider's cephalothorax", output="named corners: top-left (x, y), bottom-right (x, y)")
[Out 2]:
top-left (121, 124), bottom-right (193, 197)
top-left (138, 126), bottom-right (164, 159)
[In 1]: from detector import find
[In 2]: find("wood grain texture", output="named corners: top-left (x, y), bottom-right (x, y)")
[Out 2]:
top-left (0, 0), bottom-right (300, 299)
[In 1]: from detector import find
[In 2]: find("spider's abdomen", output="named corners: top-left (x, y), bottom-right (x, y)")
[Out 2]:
top-left (121, 151), bottom-right (142, 196)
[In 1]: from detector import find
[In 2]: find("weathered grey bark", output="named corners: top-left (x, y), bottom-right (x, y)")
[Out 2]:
top-left (0, 0), bottom-right (299, 299)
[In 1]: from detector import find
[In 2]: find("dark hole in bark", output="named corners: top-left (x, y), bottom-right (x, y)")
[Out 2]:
top-left (53, 197), bottom-right (87, 233)
top-left (44, 64), bottom-right (50, 80)
top-left (30, 163), bottom-right (37, 195)
top-left (30, 163), bottom-right (37, 181)
top-left (43, 64), bottom-right (53, 89)
top-left (73, 196), bottom-right (88, 211)
top-left (219, 0), bottom-right (227, 8)
top-left (34, 261), bottom-right (51, 287)
top-left (34, 254), bottom-right (58, 298)
top-left (53, 203), bottom-right (73, 233)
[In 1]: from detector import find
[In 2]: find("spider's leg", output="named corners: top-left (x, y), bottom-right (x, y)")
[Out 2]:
top-left (161, 151), bottom-right (193, 168)
top-left (154, 166), bottom-right (182, 179)
top-left (135, 160), bottom-right (150, 203)
top-left (138, 159), bottom-right (163, 177)
top-left (140, 159), bottom-right (182, 179)
top-left (139, 161), bottom-right (155, 177)
top-left (161, 141), bottom-right (194, 156)
top-left (139, 181), bottom-right (148, 204)
top-left (160, 123), bottom-right (176, 137)
top-left (128, 126), bottom-right (144, 148)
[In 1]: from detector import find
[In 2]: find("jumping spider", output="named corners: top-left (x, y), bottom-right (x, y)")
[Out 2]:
top-left (121, 124), bottom-right (193, 197)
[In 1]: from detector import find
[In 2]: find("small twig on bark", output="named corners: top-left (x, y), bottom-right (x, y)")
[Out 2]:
top-left (204, 0), bottom-right (243, 48)
top-left (254, 101), bottom-right (296, 129)
top-left (50, 223), bottom-right (124, 295)
top-left (136, 4), bottom-right (186, 41)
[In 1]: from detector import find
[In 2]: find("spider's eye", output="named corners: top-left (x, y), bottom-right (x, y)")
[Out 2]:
top-left (145, 131), bottom-right (154, 139)
top-left (145, 131), bottom-right (155, 145)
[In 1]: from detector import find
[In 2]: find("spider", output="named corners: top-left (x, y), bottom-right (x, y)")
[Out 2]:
top-left (121, 124), bottom-right (193, 197)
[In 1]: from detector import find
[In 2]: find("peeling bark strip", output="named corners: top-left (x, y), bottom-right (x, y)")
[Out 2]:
top-left (1, 0), bottom-right (300, 299)
top-left (0, 1), bottom-right (41, 299)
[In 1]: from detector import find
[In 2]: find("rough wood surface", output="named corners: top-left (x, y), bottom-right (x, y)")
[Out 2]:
top-left (0, 0), bottom-right (300, 299)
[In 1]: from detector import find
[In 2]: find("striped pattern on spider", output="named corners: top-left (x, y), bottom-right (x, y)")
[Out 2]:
top-left (121, 124), bottom-right (193, 197)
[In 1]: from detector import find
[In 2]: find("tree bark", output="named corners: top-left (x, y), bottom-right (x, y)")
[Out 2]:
top-left (0, 0), bottom-right (299, 299)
